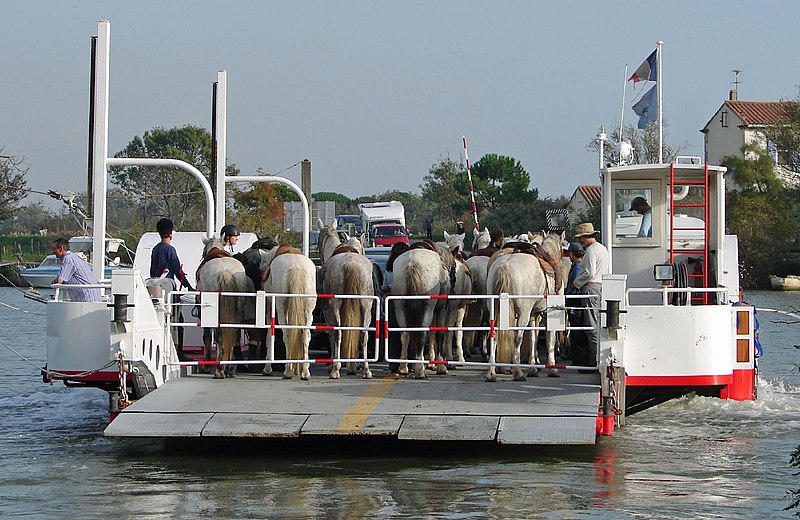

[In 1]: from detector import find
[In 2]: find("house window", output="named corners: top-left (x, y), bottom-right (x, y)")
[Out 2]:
top-left (720, 111), bottom-right (728, 128)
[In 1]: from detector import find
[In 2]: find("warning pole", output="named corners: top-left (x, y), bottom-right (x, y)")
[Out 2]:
top-left (462, 135), bottom-right (480, 232)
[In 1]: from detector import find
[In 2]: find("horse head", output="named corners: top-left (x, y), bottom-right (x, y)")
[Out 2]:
top-left (472, 227), bottom-right (491, 250)
top-left (317, 221), bottom-right (343, 263)
top-left (443, 230), bottom-right (465, 252)
top-left (202, 237), bottom-right (225, 257)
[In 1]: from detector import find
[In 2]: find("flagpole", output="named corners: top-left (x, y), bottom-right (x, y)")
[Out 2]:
top-left (619, 64), bottom-right (628, 142)
top-left (462, 135), bottom-right (480, 232)
top-left (657, 40), bottom-right (663, 164)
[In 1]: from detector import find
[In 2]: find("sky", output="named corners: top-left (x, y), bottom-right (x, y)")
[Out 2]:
top-left (2, 2), bottom-right (799, 211)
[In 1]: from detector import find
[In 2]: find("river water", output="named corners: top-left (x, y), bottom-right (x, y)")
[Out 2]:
top-left (1, 287), bottom-right (798, 519)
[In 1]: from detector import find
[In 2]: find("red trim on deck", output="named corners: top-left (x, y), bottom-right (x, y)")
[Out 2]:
top-left (720, 368), bottom-right (756, 401)
top-left (626, 374), bottom-right (732, 387)
top-left (48, 371), bottom-right (117, 382)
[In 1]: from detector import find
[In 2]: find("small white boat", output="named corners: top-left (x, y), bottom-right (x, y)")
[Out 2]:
top-left (19, 236), bottom-right (124, 288)
top-left (769, 274), bottom-right (800, 291)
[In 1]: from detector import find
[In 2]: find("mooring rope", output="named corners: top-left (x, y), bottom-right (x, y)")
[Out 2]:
top-left (0, 335), bottom-right (117, 378)
top-left (0, 300), bottom-right (46, 316)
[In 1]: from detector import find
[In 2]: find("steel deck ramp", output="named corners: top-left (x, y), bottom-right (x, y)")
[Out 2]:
top-left (104, 365), bottom-right (601, 445)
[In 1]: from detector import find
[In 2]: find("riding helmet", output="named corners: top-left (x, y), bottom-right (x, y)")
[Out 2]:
top-left (156, 218), bottom-right (174, 238)
top-left (220, 224), bottom-right (241, 240)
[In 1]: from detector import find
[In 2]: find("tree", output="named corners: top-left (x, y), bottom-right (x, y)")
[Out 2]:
top-left (723, 145), bottom-right (800, 287)
top-left (761, 91), bottom-right (800, 185)
top-left (313, 191), bottom-right (358, 215)
top-left (470, 154), bottom-right (538, 210)
top-left (233, 183), bottom-right (285, 237)
top-left (419, 157), bottom-right (471, 230)
top-left (587, 122), bottom-right (683, 166)
top-left (0, 148), bottom-right (29, 221)
top-left (110, 125), bottom-right (239, 231)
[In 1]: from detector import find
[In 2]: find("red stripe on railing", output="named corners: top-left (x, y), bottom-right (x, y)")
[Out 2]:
top-left (428, 359), bottom-right (449, 365)
top-left (429, 326), bottom-right (449, 332)
top-left (314, 358), bottom-right (333, 363)
top-left (430, 294), bottom-right (448, 300)
top-left (198, 360), bottom-right (220, 366)
top-left (315, 325), bottom-right (335, 331)
top-left (376, 319), bottom-right (384, 339)
top-left (270, 316), bottom-right (276, 336)
top-left (383, 319), bottom-right (389, 339)
top-left (317, 293), bottom-right (335, 299)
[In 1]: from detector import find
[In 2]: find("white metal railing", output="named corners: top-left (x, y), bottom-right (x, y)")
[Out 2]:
top-left (167, 290), bottom-right (380, 368)
top-left (626, 286), bottom-right (729, 306)
top-left (52, 281), bottom-right (112, 302)
top-left (382, 293), bottom-right (600, 372)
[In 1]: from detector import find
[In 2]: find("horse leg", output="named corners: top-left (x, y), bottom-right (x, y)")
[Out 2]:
top-left (299, 327), bottom-right (311, 381)
top-left (221, 328), bottom-right (238, 378)
top-left (454, 305), bottom-right (467, 363)
top-left (262, 329), bottom-right (274, 376)
top-left (360, 301), bottom-right (372, 379)
top-left (201, 328), bottom-right (212, 374)
top-left (328, 302), bottom-right (342, 379)
top-left (414, 331), bottom-right (428, 379)
top-left (546, 330), bottom-right (559, 377)
top-left (526, 315), bottom-right (540, 378)
top-left (512, 327), bottom-right (526, 381)
top-left (399, 331), bottom-right (410, 376)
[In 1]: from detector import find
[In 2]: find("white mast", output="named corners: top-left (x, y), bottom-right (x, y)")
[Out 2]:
top-left (91, 20), bottom-right (110, 280)
top-left (657, 41), bottom-right (663, 164)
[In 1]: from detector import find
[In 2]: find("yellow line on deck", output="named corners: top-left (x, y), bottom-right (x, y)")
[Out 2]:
top-left (337, 376), bottom-right (399, 431)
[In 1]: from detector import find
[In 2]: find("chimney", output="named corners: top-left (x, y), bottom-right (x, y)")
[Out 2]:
top-left (729, 89), bottom-right (738, 101)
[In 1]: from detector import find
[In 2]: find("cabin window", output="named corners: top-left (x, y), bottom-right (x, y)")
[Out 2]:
top-left (614, 186), bottom-right (656, 245)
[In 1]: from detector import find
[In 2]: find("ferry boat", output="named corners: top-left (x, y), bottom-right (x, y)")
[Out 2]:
top-left (41, 21), bottom-right (758, 445)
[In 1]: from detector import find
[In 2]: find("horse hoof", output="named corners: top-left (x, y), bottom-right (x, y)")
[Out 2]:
top-left (262, 369), bottom-right (273, 376)
top-left (547, 369), bottom-right (560, 378)
top-left (436, 366), bottom-right (448, 375)
top-left (513, 375), bottom-right (527, 382)
top-left (363, 371), bottom-right (373, 379)
top-left (301, 373), bottom-right (310, 381)
top-left (283, 373), bottom-right (292, 380)
top-left (213, 372), bottom-right (224, 380)
top-left (329, 372), bottom-right (340, 379)
top-left (485, 374), bottom-right (497, 383)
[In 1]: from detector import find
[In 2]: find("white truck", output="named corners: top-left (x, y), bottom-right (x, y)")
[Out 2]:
top-left (358, 201), bottom-right (407, 247)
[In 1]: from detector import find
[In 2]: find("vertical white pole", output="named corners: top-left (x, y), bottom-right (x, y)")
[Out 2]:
top-left (618, 65), bottom-right (628, 142)
top-left (657, 41), bottom-right (664, 164)
top-left (215, 70), bottom-right (227, 236)
top-left (91, 20), bottom-right (110, 280)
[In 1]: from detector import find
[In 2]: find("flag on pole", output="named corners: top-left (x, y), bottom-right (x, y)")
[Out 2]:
top-left (632, 85), bottom-right (658, 129)
top-left (629, 49), bottom-right (657, 83)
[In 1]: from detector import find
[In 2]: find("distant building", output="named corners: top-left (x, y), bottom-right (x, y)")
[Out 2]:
top-left (701, 92), bottom-right (798, 188)
top-left (566, 184), bottom-right (601, 223)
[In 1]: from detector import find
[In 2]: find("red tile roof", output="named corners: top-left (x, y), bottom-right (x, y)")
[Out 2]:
top-left (577, 185), bottom-right (601, 207)
top-left (726, 101), bottom-right (795, 126)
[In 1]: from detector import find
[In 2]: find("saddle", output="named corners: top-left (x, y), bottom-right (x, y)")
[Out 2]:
top-left (409, 239), bottom-right (437, 252)
top-left (195, 247), bottom-right (232, 280)
top-left (467, 247), bottom-right (499, 259)
top-left (260, 244), bottom-right (302, 284)
top-left (331, 244), bottom-right (361, 257)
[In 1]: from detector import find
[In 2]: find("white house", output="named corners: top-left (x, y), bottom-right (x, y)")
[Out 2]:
top-left (701, 93), bottom-right (797, 187)
top-left (566, 184), bottom-right (601, 223)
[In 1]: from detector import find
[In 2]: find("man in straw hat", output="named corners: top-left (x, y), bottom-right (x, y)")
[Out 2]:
top-left (570, 223), bottom-right (610, 366)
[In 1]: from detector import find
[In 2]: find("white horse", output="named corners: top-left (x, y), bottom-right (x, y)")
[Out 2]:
top-left (472, 227), bottom-right (491, 251)
top-left (463, 253), bottom-right (490, 359)
top-left (391, 246), bottom-right (449, 379)
top-left (317, 219), bottom-right (375, 379)
top-left (261, 245), bottom-right (317, 380)
top-left (485, 232), bottom-right (564, 382)
top-left (196, 238), bottom-right (254, 379)
top-left (442, 230), bottom-right (465, 252)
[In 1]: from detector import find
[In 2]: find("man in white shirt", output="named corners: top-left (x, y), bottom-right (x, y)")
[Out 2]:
top-left (571, 223), bottom-right (610, 365)
top-left (630, 196), bottom-right (652, 237)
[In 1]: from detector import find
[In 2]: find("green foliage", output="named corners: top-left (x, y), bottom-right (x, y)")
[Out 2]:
top-left (419, 157), bottom-right (470, 231)
top-left (233, 183), bottom-right (285, 237)
top-left (470, 154), bottom-right (537, 209)
top-left (313, 192), bottom-right (358, 215)
top-left (0, 149), bottom-right (29, 221)
top-left (761, 91), bottom-right (800, 183)
top-left (786, 445), bottom-right (800, 516)
top-left (723, 145), bottom-right (800, 287)
top-left (110, 125), bottom-right (239, 231)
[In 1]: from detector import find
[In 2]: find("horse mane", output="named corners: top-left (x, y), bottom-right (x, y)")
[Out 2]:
top-left (331, 244), bottom-right (361, 257)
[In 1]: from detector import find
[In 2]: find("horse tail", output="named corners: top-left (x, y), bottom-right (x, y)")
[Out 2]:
top-left (285, 266), bottom-right (311, 360)
top-left (218, 269), bottom-right (239, 324)
top-left (492, 263), bottom-right (514, 364)
top-left (340, 265), bottom-right (362, 360)
top-left (405, 258), bottom-right (427, 327)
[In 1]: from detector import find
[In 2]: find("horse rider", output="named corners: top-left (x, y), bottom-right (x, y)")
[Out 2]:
top-left (196, 223), bottom-right (242, 276)
top-left (489, 227), bottom-right (504, 248)
top-left (150, 218), bottom-right (193, 291)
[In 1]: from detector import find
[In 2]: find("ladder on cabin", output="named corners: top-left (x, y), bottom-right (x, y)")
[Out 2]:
top-left (668, 163), bottom-right (710, 305)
